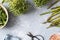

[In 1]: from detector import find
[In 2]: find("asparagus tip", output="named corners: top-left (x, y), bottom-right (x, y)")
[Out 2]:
top-left (40, 12), bottom-right (51, 16)
top-left (43, 22), bottom-right (47, 24)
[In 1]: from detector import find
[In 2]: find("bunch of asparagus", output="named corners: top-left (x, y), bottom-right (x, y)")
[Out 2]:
top-left (41, 6), bottom-right (60, 28)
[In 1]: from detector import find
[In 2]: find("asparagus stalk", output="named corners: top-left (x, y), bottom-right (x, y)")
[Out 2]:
top-left (47, 18), bottom-right (60, 28)
top-left (48, 0), bottom-right (60, 9)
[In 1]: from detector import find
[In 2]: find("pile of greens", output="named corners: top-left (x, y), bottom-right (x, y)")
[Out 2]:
top-left (33, 0), bottom-right (51, 7)
top-left (0, 6), bottom-right (7, 26)
top-left (2, 0), bottom-right (30, 16)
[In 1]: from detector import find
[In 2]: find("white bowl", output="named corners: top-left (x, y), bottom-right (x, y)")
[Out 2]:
top-left (0, 3), bottom-right (8, 29)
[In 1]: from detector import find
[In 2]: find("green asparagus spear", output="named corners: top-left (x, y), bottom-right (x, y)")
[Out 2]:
top-left (47, 18), bottom-right (60, 28)
top-left (48, 0), bottom-right (60, 9)
top-left (47, 11), bottom-right (60, 22)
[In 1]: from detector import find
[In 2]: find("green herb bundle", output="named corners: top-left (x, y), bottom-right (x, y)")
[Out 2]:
top-left (3, 0), bottom-right (30, 16)
top-left (34, 0), bottom-right (51, 7)
top-left (0, 6), bottom-right (7, 26)
top-left (40, 6), bottom-right (60, 28)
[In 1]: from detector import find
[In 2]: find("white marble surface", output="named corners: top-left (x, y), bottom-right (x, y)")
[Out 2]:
top-left (0, 0), bottom-right (60, 40)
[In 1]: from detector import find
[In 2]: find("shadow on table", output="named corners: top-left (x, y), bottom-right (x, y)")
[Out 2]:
top-left (4, 1), bottom-right (36, 28)
top-left (5, 12), bottom-right (18, 28)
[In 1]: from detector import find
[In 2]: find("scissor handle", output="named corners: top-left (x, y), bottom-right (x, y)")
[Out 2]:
top-left (27, 32), bottom-right (44, 40)
top-left (34, 35), bottom-right (44, 40)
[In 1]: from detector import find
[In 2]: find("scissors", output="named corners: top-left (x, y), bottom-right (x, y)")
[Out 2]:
top-left (27, 32), bottom-right (44, 40)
